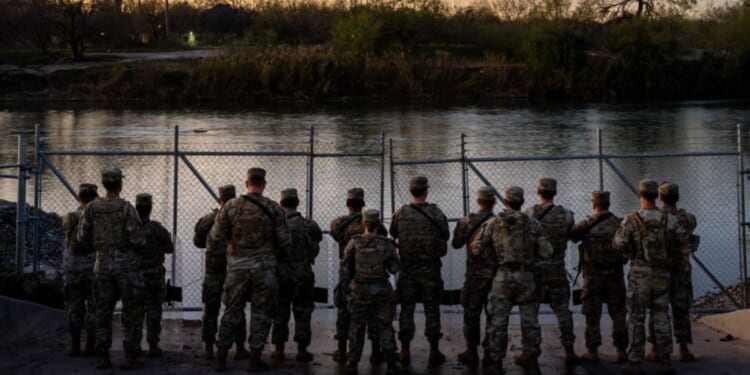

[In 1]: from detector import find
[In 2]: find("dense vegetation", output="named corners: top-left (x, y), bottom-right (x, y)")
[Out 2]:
top-left (2, 0), bottom-right (749, 100)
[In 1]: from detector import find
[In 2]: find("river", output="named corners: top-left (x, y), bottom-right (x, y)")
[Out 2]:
top-left (1, 100), bottom-right (748, 309)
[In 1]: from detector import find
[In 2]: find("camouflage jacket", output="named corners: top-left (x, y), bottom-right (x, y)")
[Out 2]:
top-left (77, 194), bottom-right (145, 274)
top-left (525, 203), bottom-right (574, 262)
top-left (141, 219), bottom-right (174, 271)
top-left (452, 210), bottom-right (496, 279)
top-left (279, 211), bottom-right (323, 266)
top-left (341, 234), bottom-right (400, 299)
top-left (570, 212), bottom-right (623, 273)
top-left (613, 207), bottom-right (689, 269)
top-left (62, 207), bottom-right (94, 273)
top-left (210, 192), bottom-right (291, 271)
top-left (194, 209), bottom-right (222, 255)
top-left (480, 209), bottom-right (553, 268)
top-left (663, 206), bottom-right (697, 276)
top-left (329, 211), bottom-right (387, 259)
top-left (390, 202), bottom-right (450, 274)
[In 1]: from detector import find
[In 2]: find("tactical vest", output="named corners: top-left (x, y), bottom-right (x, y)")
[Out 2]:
top-left (532, 205), bottom-right (569, 259)
top-left (284, 213), bottom-right (314, 263)
top-left (493, 212), bottom-right (533, 265)
top-left (90, 197), bottom-right (129, 251)
top-left (396, 204), bottom-right (445, 265)
top-left (66, 208), bottom-right (94, 256)
top-left (579, 214), bottom-right (621, 268)
top-left (353, 236), bottom-right (387, 283)
top-left (229, 196), bottom-right (274, 258)
top-left (632, 211), bottom-right (669, 267)
top-left (141, 220), bottom-right (167, 267)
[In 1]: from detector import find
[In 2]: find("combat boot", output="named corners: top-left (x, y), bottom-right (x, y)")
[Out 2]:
top-left (203, 340), bottom-right (215, 360)
top-left (484, 359), bottom-right (506, 375)
top-left (564, 345), bottom-right (580, 366)
top-left (296, 343), bottom-right (313, 362)
top-left (645, 344), bottom-right (661, 362)
top-left (481, 354), bottom-right (494, 368)
top-left (428, 340), bottom-right (446, 366)
top-left (344, 360), bottom-right (358, 374)
top-left (621, 361), bottom-right (644, 375)
top-left (234, 343), bottom-right (250, 360)
top-left (95, 354), bottom-right (111, 370)
top-left (333, 340), bottom-right (348, 363)
top-left (615, 348), bottom-right (628, 364)
top-left (270, 343), bottom-right (285, 362)
top-left (69, 329), bottom-right (82, 357)
top-left (247, 348), bottom-right (270, 373)
top-left (370, 340), bottom-right (384, 364)
top-left (457, 346), bottom-right (479, 365)
top-left (83, 331), bottom-right (95, 356)
top-left (679, 343), bottom-right (695, 362)
top-left (517, 355), bottom-right (541, 375)
top-left (148, 341), bottom-right (163, 358)
top-left (398, 341), bottom-right (411, 366)
top-left (581, 347), bottom-right (600, 363)
top-left (123, 350), bottom-right (145, 369)
top-left (514, 352), bottom-right (532, 368)
top-left (385, 360), bottom-right (404, 375)
top-left (214, 347), bottom-right (228, 371)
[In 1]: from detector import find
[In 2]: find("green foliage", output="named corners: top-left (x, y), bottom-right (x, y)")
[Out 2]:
top-left (332, 10), bottom-right (383, 56)
top-left (524, 20), bottom-right (587, 96)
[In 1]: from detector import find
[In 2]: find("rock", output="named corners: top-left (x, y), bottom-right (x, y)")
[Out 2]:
top-left (693, 282), bottom-right (750, 311)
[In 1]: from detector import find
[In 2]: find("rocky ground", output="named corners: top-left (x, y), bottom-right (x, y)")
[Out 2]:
top-left (693, 282), bottom-right (750, 311)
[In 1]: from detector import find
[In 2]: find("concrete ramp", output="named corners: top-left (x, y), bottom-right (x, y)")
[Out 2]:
top-left (0, 296), bottom-right (65, 348)
top-left (700, 309), bottom-right (750, 342)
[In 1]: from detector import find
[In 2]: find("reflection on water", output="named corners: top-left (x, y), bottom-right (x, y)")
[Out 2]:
top-left (0, 100), bottom-right (748, 308)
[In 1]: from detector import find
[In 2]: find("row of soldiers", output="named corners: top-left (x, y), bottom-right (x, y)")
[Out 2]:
top-left (61, 166), bottom-right (697, 375)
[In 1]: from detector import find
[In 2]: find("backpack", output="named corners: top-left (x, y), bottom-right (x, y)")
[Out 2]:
top-left (632, 211), bottom-right (669, 266)
top-left (493, 212), bottom-right (531, 264)
top-left (354, 237), bottom-right (386, 282)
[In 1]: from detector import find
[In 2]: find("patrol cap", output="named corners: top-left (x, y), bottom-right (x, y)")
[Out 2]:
top-left (347, 188), bottom-right (364, 201)
top-left (362, 208), bottom-right (380, 223)
top-left (247, 167), bottom-right (266, 181)
top-left (504, 186), bottom-right (524, 203)
top-left (537, 178), bottom-right (557, 192)
top-left (409, 176), bottom-right (429, 191)
top-left (101, 167), bottom-right (124, 183)
top-left (218, 185), bottom-right (236, 201)
top-left (592, 190), bottom-right (610, 205)
top-left (281, 188), bottom-right (298, 200)
top-left (659, 182), bottom-right (679, 198)
top-left (477, 186), bottom-right (497, 201)
top-left (639, 179), bottom-right (659, 195)
top-left (78, 183), bottom-right (98, 195)
top-left (136, 193), bottom-right (152, 206)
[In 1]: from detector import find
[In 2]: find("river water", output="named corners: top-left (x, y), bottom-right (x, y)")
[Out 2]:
top-left (1, 100), bottom-right (748, 308)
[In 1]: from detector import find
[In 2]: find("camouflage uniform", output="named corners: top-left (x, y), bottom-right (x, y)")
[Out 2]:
top-left (452, 189), bottom-right (496, 354)
top-left (330, 188), bottom-right (387, 346)
top-left (340, 210), bottom-right (400, 366)
top-left (77, 168), bottom-right (146, 359)
top-left (62, 192), bottom-right (96, 348)
top-left (524, 179), bottom-right (576, 350)
top-left (136, 193), bottom-right (174, 347)
top-left (211, 169), bottom-right (291, 355)
top-left (482, 186), bottom-right (553, 363)
top-left (390, 177), bottom-right (450, 346)
top-left (570, 191), bottom-right (627, 353)
top-left (613, 180), bottom-right (689, 363)
top-left (271, 189), bottom-right (323, 348)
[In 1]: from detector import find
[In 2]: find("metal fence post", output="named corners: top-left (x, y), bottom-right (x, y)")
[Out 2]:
top-left (308, 127), bottom-right (314, 220)
top-left (389, 139), bottom-right (395, 216)
top-left (16, 133), bottom-right (28, 275)
top-left (738, 124), bottom-right (748, 308)
top-left (460, 133), bottom-right (468, 216)
top-left (172, 126), bottom-right (179, 284)
top-left (380, 132), bottom-right (385, 215)
top-left (597, 128), bottom-right (604, 191)
top-left (33, 124), bottom-right (42, 273)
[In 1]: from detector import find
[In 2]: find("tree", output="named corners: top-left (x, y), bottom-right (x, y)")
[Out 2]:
top-left (55, 0), bottom-right (94, 60)
top-left (596, 0), bottom-right (696, 19)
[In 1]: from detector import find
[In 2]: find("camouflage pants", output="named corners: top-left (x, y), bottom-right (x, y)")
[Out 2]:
top-left (348, 293), bottom-right (398, 363)
top-left (217, 265), bottom-right (277, 351)
top-left (535, 262), bottom-right (575, 347)
top-left (461, 276), bottom-right (492, 349)
top-left (648, 271), bottom-right (693, 345)
top-left (65, 270), bottom-right (96, 334)
top-left (201, 270), bottom-right (246, 345)
top-left (143, 266), bottom-right (165, 344)
top-left (271, 264), bottom-right (315, 346)
top-left (486, 269), bottom-right (540, 361)
top-left (627, 265), bottom-right (672, 362)
top-left (582, 270), bottom-right (628, 350)
top-left (335, 281), bottom-right (379, 342)
top-left (397, 271), bottom-right (444, 343)
top-left (95, 271), bottom-right (145, 354)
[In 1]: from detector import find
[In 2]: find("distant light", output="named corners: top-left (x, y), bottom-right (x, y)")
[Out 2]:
top-left (100, 32), bottom-right (104, 37)
top-left (188, 31), bottom-right (196, 46)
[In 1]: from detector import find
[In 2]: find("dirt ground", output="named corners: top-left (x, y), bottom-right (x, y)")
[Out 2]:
top-left (2, 306), bottom-right (749, 375)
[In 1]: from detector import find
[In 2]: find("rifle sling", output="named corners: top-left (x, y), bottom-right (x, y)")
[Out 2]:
top-left (409, 204), bottom-right (444, 236)
top-left (241, 194), bottom-right (278, 248)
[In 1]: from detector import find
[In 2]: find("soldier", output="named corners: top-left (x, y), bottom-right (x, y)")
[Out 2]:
top-left (570, 191), bottom-right (628, 363)
top-left (645, 182), bottom-right (698, 363)
top-left (62, 183), bottom-right (99, 357)
top-left (451, 186), bottom-right (498, 366)
top-left (390, 175), bottom-right (450, 366)
top-left (194, 185), bottom-right (249, 360)
top-left (340, 209), bottom-right (403, 375)
top-left (270, 188), bottom-right (323, 362)
top-left (135, 193), bottom-right (174, 357)
top-left (481, 186), bottom-right (553, 374)
top-left (77, 168), bottom-right (146, 369)
top-left (329, 188), bottom-right (387, 363)
top-left (211, 167), bottom-right (291, 372)
top-left (613, 179), bottom-right (689, 375)
top-left (524, 177), bottom-right (579, 365)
